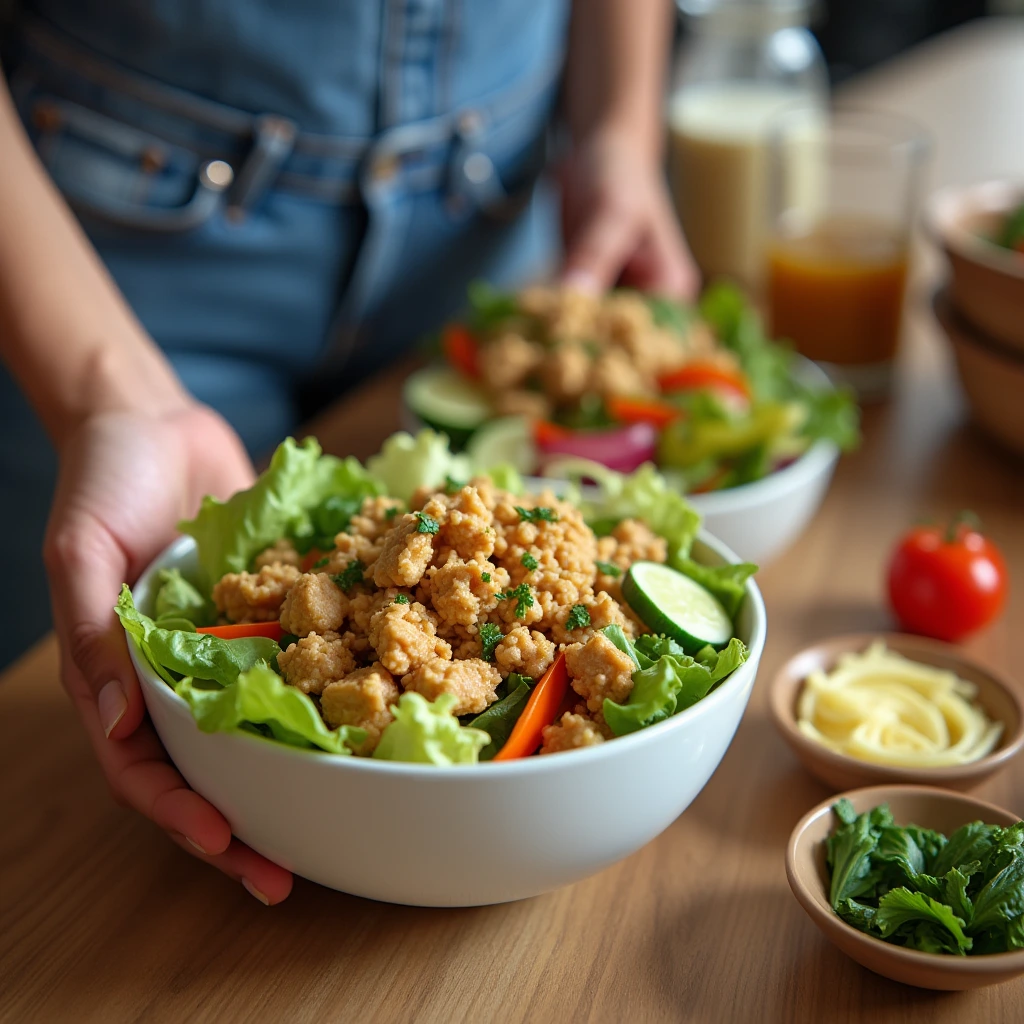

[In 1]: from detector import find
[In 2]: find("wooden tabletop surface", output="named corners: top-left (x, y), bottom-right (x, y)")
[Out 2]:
top-left (4, 19), bottom-right (1024, 1024)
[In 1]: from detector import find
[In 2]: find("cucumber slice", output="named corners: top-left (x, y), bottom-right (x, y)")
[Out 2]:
top-left (404, 366), bottom-right (494, 449)
top-left (622, 561), bottom-right (733, 652)
top-left (466, 416), bottom-right (537, 475)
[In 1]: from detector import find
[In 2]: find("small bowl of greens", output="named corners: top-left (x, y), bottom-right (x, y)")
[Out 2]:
top-left (927, 179), bottom-right (1024, 355)
top-left (787, 785), bottom-right (1024, 989)
top-left (122, 429), bottom-right (766, 906)
top-left (403, 281), bottom-right (859, 565)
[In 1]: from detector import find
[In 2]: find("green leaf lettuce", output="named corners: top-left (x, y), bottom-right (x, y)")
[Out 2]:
top-left (179, 436), bottom-right (381, 585)
top-left (176, 664), bottom-right (363, 755)
top-left (374, 692), bottom-right (489, 765)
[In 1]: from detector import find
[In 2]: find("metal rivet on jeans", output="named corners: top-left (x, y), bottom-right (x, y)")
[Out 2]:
top-left (200, 160), bottom-right (235, 190)
top-left (463, 152), bottom-right (494, 185)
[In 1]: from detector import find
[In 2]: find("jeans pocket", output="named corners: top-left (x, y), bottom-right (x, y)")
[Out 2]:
top-left (448, 87), bottom-right (554, 224)
top-left (20, 89), bottom-right (232, 233)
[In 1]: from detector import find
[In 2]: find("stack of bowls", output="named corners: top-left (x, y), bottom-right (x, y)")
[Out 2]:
top-left (926, 180), bottom-right (1024, 456)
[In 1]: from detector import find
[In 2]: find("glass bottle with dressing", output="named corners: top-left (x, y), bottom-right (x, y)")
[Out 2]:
top-left (668, 0), bottom-right (828, 290)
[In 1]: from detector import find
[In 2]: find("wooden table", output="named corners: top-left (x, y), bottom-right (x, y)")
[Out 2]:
top-left (4, 19), bottom-right (1024, 1024)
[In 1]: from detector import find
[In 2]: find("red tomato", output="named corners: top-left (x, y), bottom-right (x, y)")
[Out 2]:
top-left (887, 514), bottom-right (1008, 642)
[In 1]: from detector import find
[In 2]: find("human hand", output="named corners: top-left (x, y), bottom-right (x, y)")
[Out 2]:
top-left (559, 127), bottom-right (699, 299)
top-left (43, 405), bottom-right (294, 904)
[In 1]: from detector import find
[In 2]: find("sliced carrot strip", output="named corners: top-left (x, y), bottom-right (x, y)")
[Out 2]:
top-left (300, 547), bottom-right (328, 573)
top-left (492, 652), bottom-right (570, 761)
top-left (442, 324), bottom-right (481, 379)
top-left (658, 361), bottom-right (751, 400)
top-left (606, 396), bottom-right (682, 429)
top-left (195, 622), bottom-right (285, 642)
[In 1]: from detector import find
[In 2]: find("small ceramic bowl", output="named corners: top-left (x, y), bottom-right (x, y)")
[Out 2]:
top-left (926, 179), bottom-right (1024, 354)
top-left (933, 288), bottom-right (1024, 458)
top-left (769, 633), bottom-right (1024, 792)
top-left (787, 785), bottom-right (1024, 990)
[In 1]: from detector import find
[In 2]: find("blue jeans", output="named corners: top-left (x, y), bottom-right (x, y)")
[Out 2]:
top-left (0, 4), bottom-right (568, 667)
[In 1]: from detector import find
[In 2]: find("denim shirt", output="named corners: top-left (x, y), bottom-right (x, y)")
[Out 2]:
top-left (4, 0), bottom-right (569, 444)
top-left (0, 0), bottom-right (570, 666)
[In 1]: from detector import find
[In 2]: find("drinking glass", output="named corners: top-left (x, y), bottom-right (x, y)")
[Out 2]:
top-left (766, 109), bottom-right (930, 399)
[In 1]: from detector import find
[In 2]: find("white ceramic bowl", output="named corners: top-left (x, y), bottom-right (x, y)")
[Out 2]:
top-left (128, 532), bottom-right (766, 908)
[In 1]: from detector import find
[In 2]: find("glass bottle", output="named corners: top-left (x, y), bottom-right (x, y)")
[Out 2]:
top-left (668, 0), bottom-right (828, 290)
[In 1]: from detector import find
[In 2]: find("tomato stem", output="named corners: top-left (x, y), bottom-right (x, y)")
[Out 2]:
top-left (946, 509), bottom-right (982, 543)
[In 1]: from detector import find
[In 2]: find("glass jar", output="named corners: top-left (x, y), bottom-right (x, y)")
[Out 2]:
top-left (667, 0), bottom-right (828, 290)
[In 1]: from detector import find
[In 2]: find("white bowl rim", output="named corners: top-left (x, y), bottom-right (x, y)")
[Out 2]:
top-left (925, 179), bottom-right (1024, 281)
top-left (131, 529), bottom-right (766, 777)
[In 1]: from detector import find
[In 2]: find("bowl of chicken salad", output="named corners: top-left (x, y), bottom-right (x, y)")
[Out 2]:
top-left (402, 281), bottom-right (859, 564)
top-left (122, 429), bottom-right (766, 906)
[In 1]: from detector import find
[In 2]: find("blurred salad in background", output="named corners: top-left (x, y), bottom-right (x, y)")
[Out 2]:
top-left (992, 200), bottom-right (1024, 254)
top-left (404, 281), bottom-right (860, 495)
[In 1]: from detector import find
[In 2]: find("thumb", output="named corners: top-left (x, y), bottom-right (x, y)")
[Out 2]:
top-left (561, 203), bottom-right (639, 294)
top-left (44, 508), bottom-right (145, 741)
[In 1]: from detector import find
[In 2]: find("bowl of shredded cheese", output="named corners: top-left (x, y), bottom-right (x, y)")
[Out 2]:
top-left (769, 634), bottom-right (1024, 792)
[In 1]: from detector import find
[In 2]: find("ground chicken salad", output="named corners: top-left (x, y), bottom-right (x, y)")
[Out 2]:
top-left (118, 431), bottom-right (754, 765)
top-left (405, 281), bottom-right (859, 493)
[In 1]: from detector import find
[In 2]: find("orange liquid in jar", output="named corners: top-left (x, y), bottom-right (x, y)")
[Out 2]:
top-left (767, 217), bottom-right (909, 366)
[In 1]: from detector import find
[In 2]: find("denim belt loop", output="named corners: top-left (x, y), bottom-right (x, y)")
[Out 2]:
top-left (228, 113), bottom-right (298, 214)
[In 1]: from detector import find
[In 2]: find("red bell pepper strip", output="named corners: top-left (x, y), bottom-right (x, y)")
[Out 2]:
top-left (533, 419), bottom-right (572, 447)
top-left (606, 396), bottom-right (682, 429)
top-left (658, 362), bottom-right (752, 400)
top-left (442, 324), bottom-right (481, 379)
top-left (493, 652), bottom-right (570, 761)
top-left (195, 622), bottom-right (285, 642)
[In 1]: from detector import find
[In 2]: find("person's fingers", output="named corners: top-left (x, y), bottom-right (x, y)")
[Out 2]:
top-left (561, 199), bottom-right (641, 294)
top-left (619, 217), bottom-right (701, 300)
top-left (167, 833), bottom-right (294, 904)
top-left (44, 506), bottom-right (146, 740)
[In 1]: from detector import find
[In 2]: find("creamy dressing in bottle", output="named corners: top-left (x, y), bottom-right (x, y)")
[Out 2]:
top-left (669, 82), bottom-right (823, 288)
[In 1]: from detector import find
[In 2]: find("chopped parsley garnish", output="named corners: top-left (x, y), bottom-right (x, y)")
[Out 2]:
top-left (414, 511), bottom-right (440, 535)
top-left (481, 572), bottom-right (491, 583)
top-left (385, 506), bottom-right (400, 520)
top-left (331, 560), bottom-right (365, 592)
top-left (312, 556), bottom-right (330, 570)
top-left (479, 622), bottom-right (504, 661)
top-left (566, 604), bottom-right (591, 630)
top-left (444, 475), bottom-right (466, 495)
top-left (496, 582), bottom-right (534, 618)
top-left (520, 552), bottom-right (539, 571)
top-left (595, 560), bottom-right (622, 578)
top-left (393, 594), bottom-right (409, 605)
top-left (514, 505), bottom-right (559, 524)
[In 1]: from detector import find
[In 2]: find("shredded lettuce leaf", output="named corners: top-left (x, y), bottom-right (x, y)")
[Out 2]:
top-left (466, 279), bottom-right (520, 332)
top-left (179, 437), bottom-right (381, 584)
top-left (548, 460), bottom-right (701, 567)
top-left (602, 635), bottom-right (748, 736)
top-left (374, 692), bottom-right (489, 765)
top-left (366, 429), bottom-right (472, 505)
top-left (176, 664), bottom-right (363, 754)
top-left (154, 568), bottom-right (215, 627)
top-left (116, 585), bottom-right (280, 687)
top-left (673, 559), bottom-right (758, 619)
